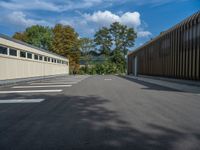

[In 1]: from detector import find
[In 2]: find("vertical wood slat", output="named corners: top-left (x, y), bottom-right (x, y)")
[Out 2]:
top-left (183, 25), bottom-right (186, 79)
top-left (179, 25), bottom-right (183, 79)
top-left (174, 29), bottom-right (178, 78)
top-left (197, 18), bottom-right (200, 79)
top-left (188, 22), bottom-right (192, 79)
top-left (192, 21), bottom-right (196, 79)
top-left (172, 30), bottom-right (175, 77)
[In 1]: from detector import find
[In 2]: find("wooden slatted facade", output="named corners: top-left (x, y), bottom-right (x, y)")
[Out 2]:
top-left (128, 11), bottom-right (200, 80)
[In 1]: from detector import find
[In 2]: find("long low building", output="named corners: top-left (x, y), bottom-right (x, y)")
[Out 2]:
top-left (0, 34), bottom-right (69, 81)
top-left (128, 11), bottom-right (200, 80)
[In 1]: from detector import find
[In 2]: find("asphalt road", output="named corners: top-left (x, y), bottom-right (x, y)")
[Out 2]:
top-left (0, 75), bottom-right (200, 150)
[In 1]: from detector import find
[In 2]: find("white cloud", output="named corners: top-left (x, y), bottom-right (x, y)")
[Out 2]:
top-left (137, 31), bottom-right (152, 38)
top-left (0, 0), bottom-right (112, 12)
top-left (7, 11), bottom-right (50, 28)
top-left (84, 11), bottom-right (141, 28)
top-left (120, 12), bottom-right (141, 27)
top-left (0, 0), bottom-right (60, 12)
top-left (84, 11), bottom-right (120, 26)
top-left (84, 10), bottom-right (151, 38)
top-left (0, 0), bottom-right (189, 13)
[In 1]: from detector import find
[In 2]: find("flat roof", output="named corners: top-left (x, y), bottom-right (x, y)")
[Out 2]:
top-left (129, 11), bottom-right (200, 56)
top-left (0, 33), bottom-right (67, 60)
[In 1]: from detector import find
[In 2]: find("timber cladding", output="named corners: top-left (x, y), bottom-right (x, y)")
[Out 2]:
top-left (128, 11), bottom-right (200, 80)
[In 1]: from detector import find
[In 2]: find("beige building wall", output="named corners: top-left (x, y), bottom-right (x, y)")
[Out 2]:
top-left (0, 35), bottom-right (69, 80)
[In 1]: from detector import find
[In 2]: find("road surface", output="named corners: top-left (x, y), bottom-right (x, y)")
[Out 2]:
top-left (0, 75), bottom-right (199, 150)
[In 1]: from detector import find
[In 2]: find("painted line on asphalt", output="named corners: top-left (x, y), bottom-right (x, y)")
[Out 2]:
top-left (0, 89), bottom-right (63, 94)
top-left (0, 99), bottom-right (45, 103)
top-left (12, 85), bottom-right (72, 89)
top-left (104, 79), bottom-right (112, 81)
top-left (30, 82), bottom-right (77, 85)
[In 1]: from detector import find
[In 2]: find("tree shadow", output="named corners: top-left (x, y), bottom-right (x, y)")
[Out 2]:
top-left (0, 94), bottom-right (199, 150)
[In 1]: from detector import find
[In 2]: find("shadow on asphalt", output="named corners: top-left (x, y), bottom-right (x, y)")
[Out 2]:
top-left (0, 94), bottom-right (199, 150)
top-left (119, 76), bottom-right (182, 93)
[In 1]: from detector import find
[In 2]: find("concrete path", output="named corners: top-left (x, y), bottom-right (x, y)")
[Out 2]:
top-left (0, 75), bottom-right (199, 150)
top-left (126, 75), bottom-right (200, 93)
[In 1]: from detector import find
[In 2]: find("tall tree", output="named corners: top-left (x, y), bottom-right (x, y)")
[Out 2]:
top-left (13, 32), bottom-right (28, 42)
top-left (80, 38), bottom-right (96, 72)
top-left (110, 22), bottom-right (137, 56)
top-left (13, 25), bottom-right (53, 50)
top-left (94, 27), bottom-right (112, 56)
top-left (80, 38), bottom-right (95, 55)
top-left (52, 24), bottom-right (80, 74)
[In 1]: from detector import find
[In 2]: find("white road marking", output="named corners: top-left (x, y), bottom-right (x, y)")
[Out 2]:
top-left (0, 89), bottom-right (62, 94)
top-left (12, 85), bottom-right (72, 89)
top-left (0, 99), bottom-right (45, 103)
top-left (30, 82), bottom-right (77, 85)
top-left (104, 79), bottom-right (112, 81)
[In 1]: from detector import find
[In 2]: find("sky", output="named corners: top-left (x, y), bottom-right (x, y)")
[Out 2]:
top-left (0, 0), bottom-right (199, 49)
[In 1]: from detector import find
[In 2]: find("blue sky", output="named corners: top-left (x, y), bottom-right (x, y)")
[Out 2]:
top-left (0, 0), bottom-right (199, 49)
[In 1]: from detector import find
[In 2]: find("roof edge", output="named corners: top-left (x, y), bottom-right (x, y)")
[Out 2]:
top-left (0, 33), bottom-right (68, 60)
top-left (129, 11), bottom-right (200, 56)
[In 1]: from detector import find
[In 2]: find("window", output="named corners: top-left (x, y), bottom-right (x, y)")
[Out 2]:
top-left (39, 55), bottom-right (43, 61)
top-left (48, 57), bottom-right (51, 62)
top-left (20, 51), bottom-right (26, 58)
top-left (57, 60), bottom-right (61, 64)
top-left (34, 54), bottom-right (39, 60)
top-left (54, 59), bottom-right (57, 63)
top-left (62, 61), bottom-right (68, 65)
top-left (9, 48), bottom-right (17, 56)
top-left (52, 58), bottom-right (54, 63)
top-left (44, 57), bottom-right (47, 61)
top-left (27, 52), bottom-right (32, 59)
top-left (0, 46), bottom-right (8, 55)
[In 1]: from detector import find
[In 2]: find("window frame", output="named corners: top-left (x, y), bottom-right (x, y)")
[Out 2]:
top-left (9, 48), bottom-right (17, 57)
top-left (27, 52), bottom-right (33, 59)
top-left (0, 45), bottom-right (8, 55)
top-left (34, 54), bottom-right (39, 60)
top-left (20, 51), bottom-right (26, 58)
top-left (39, 55), bottom-right (43, 61)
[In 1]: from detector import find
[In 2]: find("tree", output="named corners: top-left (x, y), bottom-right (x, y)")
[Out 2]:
top-left (80, 38), bottom-right (95, 56)
top-left (13, 25), bottom-right (53, 50)
top-left (80, 38), bottom-right (95, 72)
top-left (51, 24), bottom-right (80, 74)
top-left (110, 22), bottom-right (137, 72)
top-left (94, 27), bottom-right (112, 56)
top-left (13, 32), bottom-right (28, 42)
top-left (93, 22), bottom-right (137, 73)
top-left (110, 22), bottom-right (137, 56)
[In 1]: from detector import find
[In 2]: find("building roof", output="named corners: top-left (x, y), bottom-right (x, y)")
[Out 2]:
top-left (0, 33), bottom-right (67, 60)
top-left (128, 10), bottom-right (200, 56)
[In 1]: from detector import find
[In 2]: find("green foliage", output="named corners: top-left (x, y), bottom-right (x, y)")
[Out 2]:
top-left (13, 25), bottom-right (53, 50)
top-left (79, 38), bottom-right (95, 66)
top-left (93, 22), bottom-right (136, 74)
top-left (51, 24), bottom-right (81, 74)
top-left (110, 22), bottom-right (137, 56)
top-left (94, 27), bottom-right (112, 56)
top-left (12, 21), bottom-right (137, 75)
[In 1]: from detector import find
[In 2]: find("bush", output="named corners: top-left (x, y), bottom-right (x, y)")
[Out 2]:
top-left (79, 61), bottom-right (125, 75)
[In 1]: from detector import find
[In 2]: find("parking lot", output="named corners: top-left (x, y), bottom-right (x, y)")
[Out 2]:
top-left (0, 75), bottom-right (200, 150)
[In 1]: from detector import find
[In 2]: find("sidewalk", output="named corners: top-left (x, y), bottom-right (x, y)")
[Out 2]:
top-left (0, 74), bottom-right (68, 87)
top-left (125, 75), bottom-right (200, 94)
